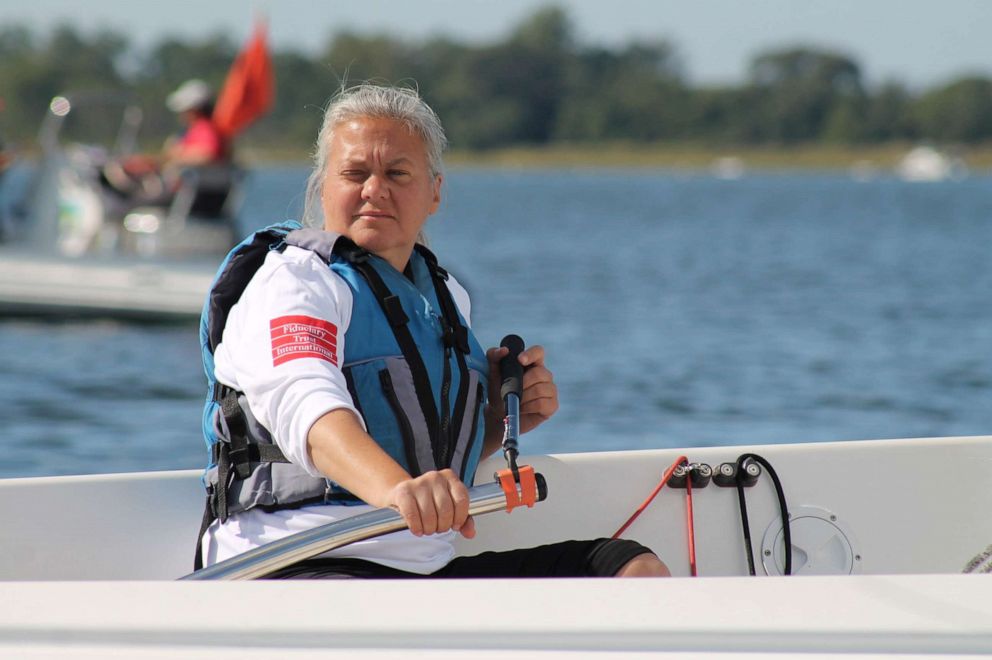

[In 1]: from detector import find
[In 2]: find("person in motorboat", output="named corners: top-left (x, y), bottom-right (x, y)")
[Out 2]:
top-left (197, 83), bottom-right (670, 579)
top-left (102, 79), bottom-right (230, 203)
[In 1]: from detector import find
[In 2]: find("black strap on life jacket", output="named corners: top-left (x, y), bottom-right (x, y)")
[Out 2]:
top-left (195, 386), bottom-right (294, 570)
top-left (416, 244), bottom-right (473, 467)
top-left (217, 387), bottom-right (289, 480)
top-left (416, 245), bottom-right (470, 354)
top-left (334, 239), bottom-right (442, 469)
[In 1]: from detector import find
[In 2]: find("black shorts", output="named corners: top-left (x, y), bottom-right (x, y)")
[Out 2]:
top-left (264, 538), bottom-right (653, 580)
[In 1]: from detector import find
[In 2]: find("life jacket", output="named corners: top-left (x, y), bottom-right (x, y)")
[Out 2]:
top-left (195, 221), bottom-right (489, 567)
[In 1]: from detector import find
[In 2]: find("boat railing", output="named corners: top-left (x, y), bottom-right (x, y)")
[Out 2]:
top-left (181, 476), bottom-right (548, 581)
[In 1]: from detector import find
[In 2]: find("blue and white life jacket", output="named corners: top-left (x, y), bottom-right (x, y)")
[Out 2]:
top-left (197, 221), bottom-right (490, 532)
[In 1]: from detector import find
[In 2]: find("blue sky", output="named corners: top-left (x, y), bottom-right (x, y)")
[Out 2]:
top-left (4, 0), bottom-right (990, 89)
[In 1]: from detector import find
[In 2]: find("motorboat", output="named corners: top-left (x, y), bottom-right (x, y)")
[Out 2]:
top-left (0, 92), bottom-right (243, 321)
top-left (2, 434), bottom-right (990, 656)
top-left (27, 92), bottom-right (243, 260)
top-left (0, 18), bottom-right (272, 323)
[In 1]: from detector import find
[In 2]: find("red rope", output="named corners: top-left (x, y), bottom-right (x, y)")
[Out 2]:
top-left (685, 468), bottom-right (697, 576)
top-left (611, 455), bottom-right (687, 539)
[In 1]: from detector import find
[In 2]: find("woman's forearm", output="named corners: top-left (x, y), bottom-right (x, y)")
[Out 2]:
top-left (306, 408), bottom-right (476, 538)
top-left (306, 408), bottom-right (412, 508)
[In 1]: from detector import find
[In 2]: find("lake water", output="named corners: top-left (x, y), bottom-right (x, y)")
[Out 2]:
top-left (2, 165), bottom-right (991, 478)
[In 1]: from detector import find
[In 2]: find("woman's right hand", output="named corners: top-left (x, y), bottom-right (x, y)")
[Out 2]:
top-left (385, 469), bottom-right (475, 539)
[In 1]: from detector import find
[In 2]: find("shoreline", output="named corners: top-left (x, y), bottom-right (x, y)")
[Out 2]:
top-left (236, 141), bottom-right (992, 172)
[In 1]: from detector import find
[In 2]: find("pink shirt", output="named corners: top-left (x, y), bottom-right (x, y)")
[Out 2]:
top-left (179, 117), bottom-right (228, 161)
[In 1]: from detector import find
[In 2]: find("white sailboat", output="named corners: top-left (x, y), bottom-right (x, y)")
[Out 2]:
top-left (2, 434), bottom-right (990, 657)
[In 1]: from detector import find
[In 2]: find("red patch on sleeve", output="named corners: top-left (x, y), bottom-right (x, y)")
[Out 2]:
top-left (270, 315), bottom-right (339, 367)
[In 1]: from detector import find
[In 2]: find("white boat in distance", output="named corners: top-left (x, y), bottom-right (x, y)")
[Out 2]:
top-left (2, 434), bottom-right (990, 657)
top-left (896, 145), bottom-right (968, 182)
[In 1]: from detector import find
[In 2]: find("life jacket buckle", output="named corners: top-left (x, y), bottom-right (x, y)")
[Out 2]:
top-left (441, 322), bottom-right (470, 353)
top-left (228, 445), bottom-right (252, 479)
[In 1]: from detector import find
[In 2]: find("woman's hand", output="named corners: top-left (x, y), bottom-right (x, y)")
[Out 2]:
top-left (485, 343), bottom-right (559, 437)
top-left (385, 469), bottom-right (475, 538)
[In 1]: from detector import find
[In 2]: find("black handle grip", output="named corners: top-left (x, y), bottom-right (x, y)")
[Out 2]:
top-left (499, 334), bottom-right (525, 401)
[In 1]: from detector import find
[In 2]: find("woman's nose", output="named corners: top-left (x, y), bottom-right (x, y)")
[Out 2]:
top-left (362, 174), bottom-right (388, 200)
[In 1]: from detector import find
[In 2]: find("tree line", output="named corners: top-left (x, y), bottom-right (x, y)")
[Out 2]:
top-left (2, 6), bottom-right (991, 155)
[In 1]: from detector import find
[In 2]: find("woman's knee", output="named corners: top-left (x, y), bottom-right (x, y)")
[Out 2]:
top-left (615, 552), bottom-right (671, 577)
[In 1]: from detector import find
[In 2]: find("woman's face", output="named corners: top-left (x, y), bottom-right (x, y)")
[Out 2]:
top-left (321, 117), bottom-right (442, 271)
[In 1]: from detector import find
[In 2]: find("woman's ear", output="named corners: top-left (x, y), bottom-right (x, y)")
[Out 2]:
top-left (430, 174), bottom-right (443, 214)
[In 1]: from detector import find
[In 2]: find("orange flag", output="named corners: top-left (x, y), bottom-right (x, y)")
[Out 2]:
top-left (212, 21), bottom-right (274, 139)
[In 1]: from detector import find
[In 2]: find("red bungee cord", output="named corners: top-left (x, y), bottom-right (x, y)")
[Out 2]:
top-left (611, 454), bottom-right (686, 538)
top-left (612, 455), bottom-right (699, 576)
top-left (685, 467), bottom-right (697, 576)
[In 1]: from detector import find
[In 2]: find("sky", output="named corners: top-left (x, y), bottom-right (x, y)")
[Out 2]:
top-left (3, 0), bottom-right (991, 90)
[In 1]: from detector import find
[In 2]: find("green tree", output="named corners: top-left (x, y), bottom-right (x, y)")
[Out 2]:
top-left (862, 82), bottom-right (914, 142)
top-left (555, 41), bottom-right (686, 141)
top-left (254, 51), bottom-right (336, 151)
top-left (747, 47), bottom-right (865, 142)
top-left (321, 31), bottom-right (418, 85)
top-left (0, 25), bottom-right (129, 145)
top-left (685, 86), bottom-right (764, 143)
top-left (5, 8), bottom-right (991, 155)
top-left (468, 6), bottom-right (575, 146)
top-left (912, 76), bottom-right (992, 142)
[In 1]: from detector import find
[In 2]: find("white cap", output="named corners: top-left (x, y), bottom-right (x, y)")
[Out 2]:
top-left (165, 79), bottom-right (213, 113)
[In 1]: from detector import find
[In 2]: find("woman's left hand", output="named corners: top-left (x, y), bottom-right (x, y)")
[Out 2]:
top-left (486, 344), bottom-right (559, 434)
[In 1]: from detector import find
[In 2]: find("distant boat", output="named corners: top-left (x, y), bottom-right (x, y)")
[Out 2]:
top-left (895, 145), bottom-right (967, 182)
top-left (711, 156), bottom-right (745, 180)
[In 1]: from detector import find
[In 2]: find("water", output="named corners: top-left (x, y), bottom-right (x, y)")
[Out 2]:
top-left (2, 166), bottom-right (991, 477)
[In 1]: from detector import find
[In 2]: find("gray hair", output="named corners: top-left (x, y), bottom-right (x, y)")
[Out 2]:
top-left (301, 83), bottom-right (447, 229)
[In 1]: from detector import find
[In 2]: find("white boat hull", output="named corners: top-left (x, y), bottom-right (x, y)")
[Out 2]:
top-left (0, 248), bottom-right (214, 321)
top-left (3, 574), bottom-right (990, 658)
top-left (2, 436), bottom-right (991, 656)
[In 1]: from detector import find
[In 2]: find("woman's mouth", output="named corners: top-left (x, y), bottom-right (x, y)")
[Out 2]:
top-left (355, 210), bottom-right (393, 221)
